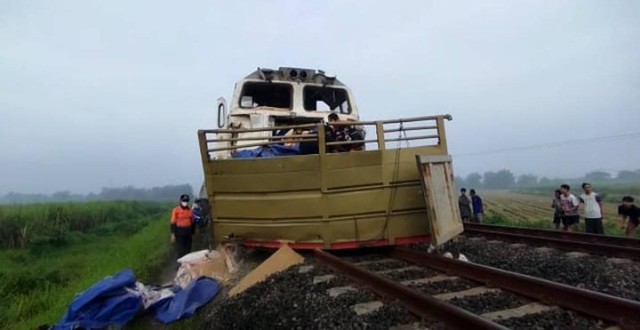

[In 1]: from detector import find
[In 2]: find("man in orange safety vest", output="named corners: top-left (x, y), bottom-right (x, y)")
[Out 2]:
top-left (171, 194), bottom-right (195, 259)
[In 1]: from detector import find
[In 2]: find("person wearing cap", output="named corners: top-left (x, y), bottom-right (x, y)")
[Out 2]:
top-left (171, 194), bottom-right (195, 259)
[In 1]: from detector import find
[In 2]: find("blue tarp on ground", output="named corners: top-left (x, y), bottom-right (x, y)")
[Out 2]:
top-left (52, 269), bottom-right (220, 329)
top-left (53, 269), bottom-right (141, 330)
top-left (152, 277), bottom-right (221, 324)
top-left (232, 144), bottom-right (300, 158)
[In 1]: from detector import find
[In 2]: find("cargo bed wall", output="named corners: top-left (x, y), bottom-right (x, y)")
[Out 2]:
top-left (202, 145), bottom-right (448, 248)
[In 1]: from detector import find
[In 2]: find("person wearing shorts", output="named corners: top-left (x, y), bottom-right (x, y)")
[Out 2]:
top-left (618, 196), bottom-right (639, 237)
top-left (551, 189), bottom-right (563, 230)
top-left (560, 184), bottom-right (580, 232)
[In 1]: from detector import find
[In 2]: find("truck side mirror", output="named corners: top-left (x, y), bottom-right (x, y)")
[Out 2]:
top-left (216, 97), bottom-right (227, 128)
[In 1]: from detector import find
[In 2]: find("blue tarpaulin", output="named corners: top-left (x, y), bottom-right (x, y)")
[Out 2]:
top-left (52, 269), bottom-right (220, 329)
top-left (53, 269), bottom-right (141, 330)
top-left (232, 144), bottom-right (300, 158)
top-left (152, 277), bottom-right (221, 324)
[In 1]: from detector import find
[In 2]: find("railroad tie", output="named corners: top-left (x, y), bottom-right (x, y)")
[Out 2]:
top-left (565, 251), bottom-right (590, 258)
top-left (351, 301), bottom-right (384, 316)
top-left (327, 285), bottom-right (356, 297)
top-left (389, 322), bottom-right (428, 330)
top-left (481, 302), bottom-right (558, 321)
top-left (375, 266), bottom-right (422, 275)
top-left (606, 258), bottom-right (633, 264)
top-left (313, 274), bottom-right (335, 284)
top-left (433, 286), bottom-right (501, 301)
top-left (400, 275), bottom-right (459, 286)
top-left (604, 326), bottom-right (622, 330)
top-left (298, 265), bottom-right (314, 273)
top-left (353, 258), bottom-right (398, 267)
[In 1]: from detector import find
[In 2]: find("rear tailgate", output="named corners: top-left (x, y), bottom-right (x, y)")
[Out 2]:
top-left (416, 155), bottom-right (463, 246)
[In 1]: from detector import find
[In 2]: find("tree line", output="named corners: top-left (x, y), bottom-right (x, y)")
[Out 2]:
top-left (0, 184), bottom-right (194, 204)
top-left (455, 169), bottom-right (640, 190)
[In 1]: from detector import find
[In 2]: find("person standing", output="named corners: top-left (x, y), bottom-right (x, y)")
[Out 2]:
top-left (470, 189), bottom-right (484, 223)
top-left (171, 194), bottom-right (195, 259)
top-left (579, 183), bottom-right (604, 234)
top-left (459, 188), bottom-right (472, 222)
top-left (618, 196), bottom-right (639, 237)
top-left (560, 184), bottom-right (580, 232)
top-left (551, 189), bottom-right (563, 230)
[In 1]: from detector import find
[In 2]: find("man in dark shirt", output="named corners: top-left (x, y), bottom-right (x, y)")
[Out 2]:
top-left (458, 188), bottom-right (472, 222)
top-left (325, 113), bottom-right (365, 153)
top-left (470, 189), bottom-right (484, 223)
top-left (618, 196), bottom-right (639, 237)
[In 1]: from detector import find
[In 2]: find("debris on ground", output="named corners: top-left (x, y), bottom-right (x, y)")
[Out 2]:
top-left (230, 244), bottom-right (304, 296)
top-left (49, 246), bottom-right (240, 329)
top-left (175, 245), bottom-right (237, 288)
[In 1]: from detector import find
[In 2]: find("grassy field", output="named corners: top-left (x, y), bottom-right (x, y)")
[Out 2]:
top-left (0, 201), bottom-right (173, 330)
top-left (481, 191), bottom-right (633, 236)
top-left (514, 183), bottom-right (640, 203)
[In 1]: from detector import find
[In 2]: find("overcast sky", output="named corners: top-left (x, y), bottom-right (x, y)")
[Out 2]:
top-left (1, 0), bottom-right (639, 195)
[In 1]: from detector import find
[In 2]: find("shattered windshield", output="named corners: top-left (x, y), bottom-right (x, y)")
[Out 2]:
top-left (303, 86), bottom-right (351, 114)
top-left (239, 82), bottom-right (293, 109)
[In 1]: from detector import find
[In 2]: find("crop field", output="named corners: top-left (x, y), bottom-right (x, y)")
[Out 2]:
top-left (481, 191), bottom-right (632, 236)
top-left (513, 184), bottom-right (640, 204)
top-left (0, 201), bottom-right (173, 330)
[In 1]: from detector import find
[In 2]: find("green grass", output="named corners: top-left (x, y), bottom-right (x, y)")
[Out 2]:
top-left (0, 202), bottom-right (173, 330)
top-left (0, 201), bottom-right (168, 249)
top-left (484, 214), bottom-right (628, 237)
top-left (514, 183), bottom-right (640, 203)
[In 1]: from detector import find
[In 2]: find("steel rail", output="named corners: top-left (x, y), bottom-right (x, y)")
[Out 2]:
top-left (313, 249), bottom-right (508, 330)
top-left (391, 247), bottom-right (640, 330)
top-left (464, 223), bottom-right (640, 248)
top-left (463, 226), bottom-right (640, 260)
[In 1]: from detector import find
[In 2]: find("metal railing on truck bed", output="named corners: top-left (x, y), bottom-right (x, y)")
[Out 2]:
top-left (197, 115), bottom-right (452, 159)
top-left (196, 114), bottom-right (454, 249)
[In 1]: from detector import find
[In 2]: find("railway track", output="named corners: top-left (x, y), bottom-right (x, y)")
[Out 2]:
top-left (313, 247), bottom-right (640, 330)
top-left (463, 223), bottom-right (640, 260)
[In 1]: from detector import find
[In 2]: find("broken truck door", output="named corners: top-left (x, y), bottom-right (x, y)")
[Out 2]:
top-left (416, 155), bottom-right (464, 246)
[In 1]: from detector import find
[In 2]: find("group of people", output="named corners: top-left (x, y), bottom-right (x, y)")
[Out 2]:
top-left (291, 112), bottom-right (366, 155)
top-left (551, 183), bottom-right (638, 237)
top-left (458, 188), bottom-right (484, 223)
top-left (456, 182), bottom-right (638, 238)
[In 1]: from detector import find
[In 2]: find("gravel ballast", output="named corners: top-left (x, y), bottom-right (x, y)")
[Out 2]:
top-left (195, 239), bottom-right (639, 329)
top-left (449, 292), bottom-right (528, 315)
top-left (203, 261), bottom-right (419, 330)
top-left (496, 310), bottom-right (607, 330)
top-left (421, 236), bottom-right (640, 301)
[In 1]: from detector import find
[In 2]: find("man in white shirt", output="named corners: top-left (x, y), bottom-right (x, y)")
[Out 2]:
top-left (560, 184), bottom-right (580, 232)
top-left (580, 182), bottom-right (604, 234)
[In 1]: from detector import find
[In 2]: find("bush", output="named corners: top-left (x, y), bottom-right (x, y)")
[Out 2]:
top-left (0, 201), bottom-right (168, 250)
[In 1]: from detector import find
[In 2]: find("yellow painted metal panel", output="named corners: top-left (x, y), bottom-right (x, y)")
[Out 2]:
top-left (208, 171), bottom-right (321, 193)
top-left (202, 143), bottom-right (450, 246)
top-left (214, 211), bottom-right (430, 245)
top-left (214, 193), bottom-right (324, 219)
top-left (207, 154), bottom-right (320, 175)
top-left (325, 165), bottom-right (383, 189)
top-left (416, 155), bottom-right (463, 246)
top-left (324, 150), bottom-right (383, 169)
